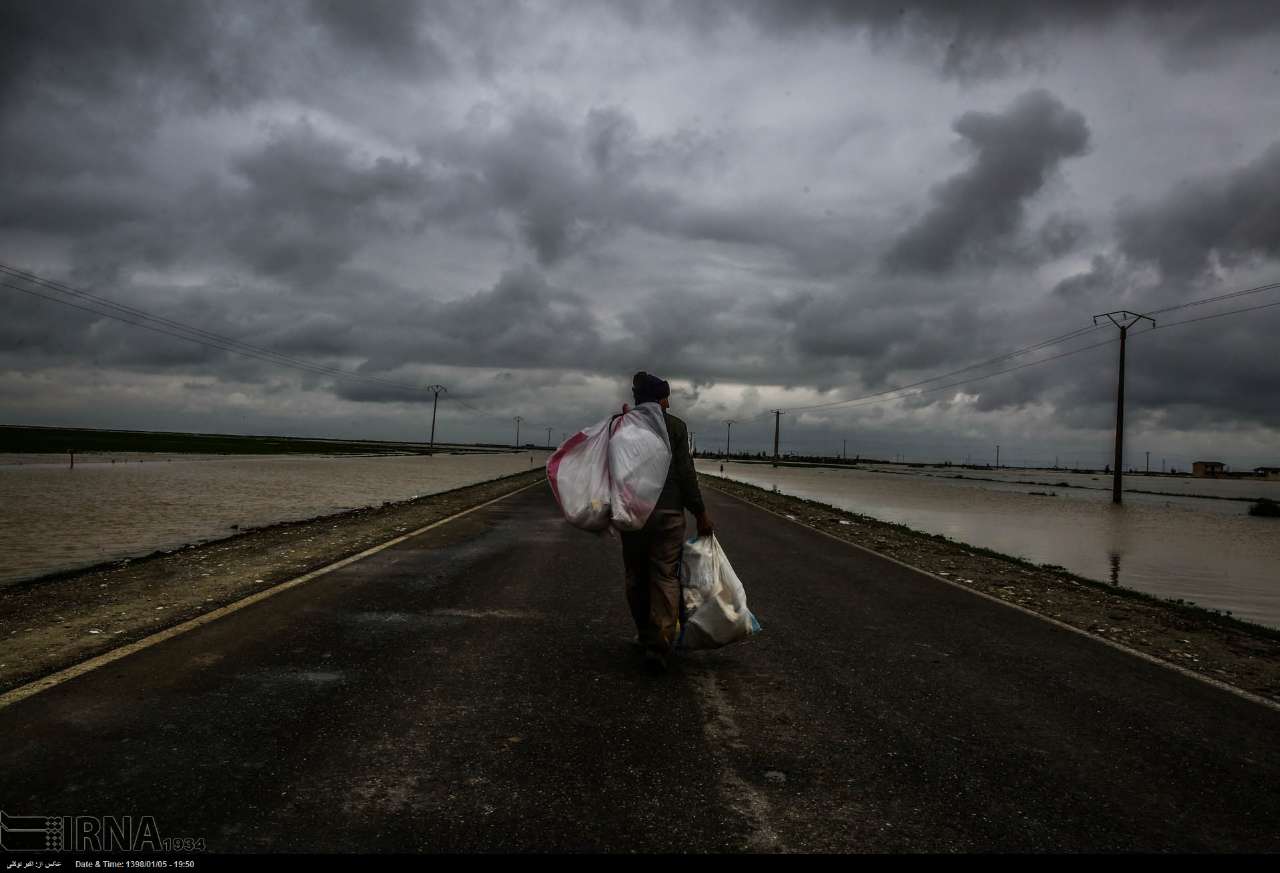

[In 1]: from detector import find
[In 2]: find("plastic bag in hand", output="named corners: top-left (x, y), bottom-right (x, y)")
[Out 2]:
top-left (680, 535), bottom-right (762, 650)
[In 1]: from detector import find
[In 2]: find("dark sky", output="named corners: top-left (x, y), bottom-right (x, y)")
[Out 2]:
top-left (2, 1), bottom-right (1279, 468)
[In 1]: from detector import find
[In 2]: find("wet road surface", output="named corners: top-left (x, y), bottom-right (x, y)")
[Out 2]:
top-left (2, 483), bottom-right (1278, 852)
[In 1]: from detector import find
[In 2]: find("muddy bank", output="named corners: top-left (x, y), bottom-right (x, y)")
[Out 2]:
top-left (0, 469), bottom-right (546, 693)
top-left (706, 475), bottom-right (1280, 704)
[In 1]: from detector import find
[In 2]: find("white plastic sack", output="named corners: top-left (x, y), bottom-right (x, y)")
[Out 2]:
top-left (679, 535), bottom-right (762, 651)
top-left (546, 402), bottom-right (671, 532)
top-left (606, 402), bottom-right (671, 532)
top-left (546, 418), bottom-right (612, 531)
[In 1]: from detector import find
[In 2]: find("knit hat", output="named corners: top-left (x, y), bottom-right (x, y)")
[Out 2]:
top-left (632, 371), bottom-right (670, 405)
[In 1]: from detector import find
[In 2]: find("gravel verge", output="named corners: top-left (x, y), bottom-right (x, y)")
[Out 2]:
top-left (0, 470), bottom-right (546, 693)
top-left (706, 474), bottom-right (1280, 704)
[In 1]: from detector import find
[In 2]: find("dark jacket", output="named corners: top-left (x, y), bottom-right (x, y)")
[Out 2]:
top-left (656, 412), bottom-right (705, 516)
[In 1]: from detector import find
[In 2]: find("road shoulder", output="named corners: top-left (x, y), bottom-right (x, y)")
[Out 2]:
top-left (704, 474), bottom-right (1280, 707)
top-left (0, 469), bottom-right (547, 693)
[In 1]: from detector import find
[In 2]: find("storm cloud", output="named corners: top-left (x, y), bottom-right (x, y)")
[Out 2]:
top-left (1, 1), bottom-right (1278, 468)
top-left (1116, 142), bottom-right (1280, 282)
top-left (708, 0), bottom-right (1280, 81)
top-left (884, 90), bottom-right (1090, 273)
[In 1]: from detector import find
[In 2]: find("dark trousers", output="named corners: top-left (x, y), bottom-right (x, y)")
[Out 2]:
top-left (620, 509), bottom-right (686, 656)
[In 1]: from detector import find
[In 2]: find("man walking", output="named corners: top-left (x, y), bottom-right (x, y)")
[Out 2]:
top-left (621, 372), bottom-right (713, 673)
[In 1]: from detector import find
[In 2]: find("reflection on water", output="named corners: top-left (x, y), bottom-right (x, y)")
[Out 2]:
top-left (0, 452), bottom-right (548, 585)
top-left (700, 461), bottom-right (1280, 629)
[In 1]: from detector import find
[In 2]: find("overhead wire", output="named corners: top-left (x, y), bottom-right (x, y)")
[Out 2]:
top-left (5, 259), bottom-right (1278, 443)
top-left (718, 325), bottom-right (1114, 431)
top-left (0, 269), bottom-right (439, 396)
top-left (0, 281), bottom-right (409, 388)
top-left (0, 264), bottom-right (437, 393)
top-left (808, 335), bottom-right (1120, 413)
top-left (724, 278), bottom-right (1280, 429)
top-left (783, 323), bottom-right (1107, 413)
top-left (1143, 279), bottom-right (1280, 316)
top-left (1147, 297), bottom-right (1280, 329)
top-left (0, 264), bottom-right (562, 437)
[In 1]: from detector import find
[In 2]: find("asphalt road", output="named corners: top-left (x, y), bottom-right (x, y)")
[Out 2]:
top-left (2, 483), bottom-right (1278, 853)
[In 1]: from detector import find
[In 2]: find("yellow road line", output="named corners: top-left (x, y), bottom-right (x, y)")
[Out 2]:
top-left (706, 480), bottom-right (1280, 715)
top-left (0, 477), bottom-right (546, 711)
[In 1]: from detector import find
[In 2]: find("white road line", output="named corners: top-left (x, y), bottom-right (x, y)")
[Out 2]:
top-left (707, 482), bottom-right (1280, 715)
top-left (0, 478), bottom-right (546, 711)
top-left (687, 665), bottom-right (786, 852)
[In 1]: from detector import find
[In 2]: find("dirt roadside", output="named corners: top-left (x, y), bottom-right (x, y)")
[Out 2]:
top-left (0, 469), bottom-right (546, 693)
top-left (706, 475), bottom-right (1280, 704)
top-left (6, 468), bottom-right (1277, 706)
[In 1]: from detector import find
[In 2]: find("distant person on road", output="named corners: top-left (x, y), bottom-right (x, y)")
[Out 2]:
top-left (622, 371), bottom-right (713, 674)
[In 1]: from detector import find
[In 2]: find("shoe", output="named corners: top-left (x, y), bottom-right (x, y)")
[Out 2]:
top-left (643, 650), bottom-right (668, 674)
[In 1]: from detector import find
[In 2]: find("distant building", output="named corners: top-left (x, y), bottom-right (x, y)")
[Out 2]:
top-left (1256, 466), bottom-right (1280, 481)
top-left (1192, 461), bottom-right (1227, 478)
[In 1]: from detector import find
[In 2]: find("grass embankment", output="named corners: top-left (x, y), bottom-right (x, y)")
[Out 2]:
top-left (705, 474), bottom-right (1280, 705)
top-left (0, 469), bottom-right (547, 693)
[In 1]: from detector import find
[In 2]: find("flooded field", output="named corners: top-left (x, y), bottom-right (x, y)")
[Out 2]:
top-left (0, 451), bottom-right (548, 585)
top-left (700, 460), bottom-right (1280, 629)
top-left (861, 464), bottom-right (1280, 503)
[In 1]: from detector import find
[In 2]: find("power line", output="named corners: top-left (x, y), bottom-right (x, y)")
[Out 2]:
top-left (0, 259), bottom-right (435, 391)
top-left (817, 336), bottom-right (1121, 412)
top-left (3, 278), bottom-right (512, 427)
top-left (1150, 297), bottom-right (1280, 329)
top-left (719, 290), bottom-right (1280, 460)
top-left (1, 280), bottom-right (417, 389)
top-left (6, 259), bottom-right (1277, 440)
top-left (1144, 279), bottom-right (1280, 317)
top-left (723, 279), bottom-right (1280, 425)
top-left (1, 262), bottom-right (563, 435)
top-left (784, 324), bottom-right (1107, 413)
top-left (448, 394), bottom-right (559, 435)
top-left (0, 273), bottom-right (438, 396)
top-left (721, 335), bottom-right (1119, 433)
top-left (451, 396), bottom-right (509, 422)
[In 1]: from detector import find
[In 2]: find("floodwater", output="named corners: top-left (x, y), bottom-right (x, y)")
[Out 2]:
top-left (0, 451), bottom-right (548, 586)
top-left (699, 460), bottom-right (1280, 629)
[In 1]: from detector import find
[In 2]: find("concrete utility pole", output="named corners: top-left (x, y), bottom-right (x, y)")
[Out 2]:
top-left (1093, 310), bottom-right (1155, 504)
top-left (546, 427), bottom-right (553, 448)
top-left (843, 439), bottom-right (847, 460)
top-left (996, 444), bottom-right (1000, 469)
top-left (513, 416), bottom-right (522, 448)
top-left (1145, 451), bottom-right (1150, 473)
top-left (690, 431), bottom-right (696, 455)
top-left (771, 410), bottom-right (783, 467)
top-left (723, 420), bottom-right (735, 459)
top-left (425, 384), bottom-right (446, 449)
